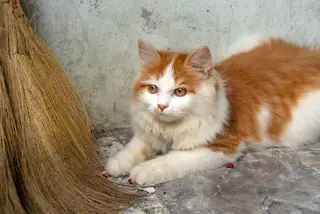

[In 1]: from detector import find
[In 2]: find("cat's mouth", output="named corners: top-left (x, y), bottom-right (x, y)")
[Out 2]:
top-left (152, 108), bottom-right (182, 123)
top-left (153, 107), bottom-right (162, 114)
top-left (156, 114), bottom-right (180, 123)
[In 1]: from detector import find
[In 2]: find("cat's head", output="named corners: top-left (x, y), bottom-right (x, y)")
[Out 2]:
top-left (132, 40), bottom-right (216, 123)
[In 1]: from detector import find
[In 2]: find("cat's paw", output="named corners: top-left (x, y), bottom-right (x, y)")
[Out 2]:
top-left (106, 151), bottom-right (135, 177)
top-left (130, 160), bottom-right (169, 186)
top-left (172, 140), bottom-right (197, 150)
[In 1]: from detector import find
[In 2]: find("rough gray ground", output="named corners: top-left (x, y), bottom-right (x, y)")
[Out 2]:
top-left (98, 129), bottom-right (320, 214)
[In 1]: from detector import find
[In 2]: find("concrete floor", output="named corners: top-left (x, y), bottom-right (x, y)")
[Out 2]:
top-left (98, 128), bottom-right (320, 214)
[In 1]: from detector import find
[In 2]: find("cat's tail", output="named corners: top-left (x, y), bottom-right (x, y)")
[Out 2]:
top-left (217, 33), bottom-right (272, 61)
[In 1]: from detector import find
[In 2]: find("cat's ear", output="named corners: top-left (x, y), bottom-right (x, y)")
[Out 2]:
top-left (185, 46), bottom-right (213, 74)
top-left (138, 40), bottom-right (160, 67)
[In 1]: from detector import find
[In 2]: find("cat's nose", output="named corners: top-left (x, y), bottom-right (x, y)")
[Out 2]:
top-left (157, 104), bottom-right (168, 112)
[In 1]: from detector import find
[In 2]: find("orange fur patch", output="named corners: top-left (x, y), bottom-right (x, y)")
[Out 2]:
top-left (210, 39), bottom-right (320, 153)
top-left (132, 51), bottom-right (202, 99)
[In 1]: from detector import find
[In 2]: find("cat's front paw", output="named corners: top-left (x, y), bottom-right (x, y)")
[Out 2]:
top-left (106, 151), bottom-right (135, 177)
top-left (172, 140), bottom-right (197, 150)
top-left (130, 160), bottom-right (169, 186)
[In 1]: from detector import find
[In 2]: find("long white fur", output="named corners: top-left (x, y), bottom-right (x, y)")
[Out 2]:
top-left (218, 33), bottom-right (271, 61)
top-left (106, 36), bottom-right (320, 185)
top-left (250, 91), bottom-right (320, 150)
top-left (107, 55), bottom-right (234, 185)
top-left (279, 91), bottom-right (320, 147)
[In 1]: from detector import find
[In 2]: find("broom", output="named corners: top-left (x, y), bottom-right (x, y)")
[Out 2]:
top-left (0, 0), bottom-right (138, 213)
top-left (0, 63), bottom-right (26, 213)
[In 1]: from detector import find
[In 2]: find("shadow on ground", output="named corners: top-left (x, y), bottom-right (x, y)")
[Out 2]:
top-left (98, 128), bottom-right (320, 214)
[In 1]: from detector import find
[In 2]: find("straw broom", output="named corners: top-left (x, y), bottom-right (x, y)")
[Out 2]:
top-left (0, 0), bottom-right (138, 213)
top-left (0, 63), bottom-right (26, 214)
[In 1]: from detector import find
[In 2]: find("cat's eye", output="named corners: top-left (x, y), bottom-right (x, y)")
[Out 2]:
top-left (147, 85), bottom-right (158, 94)
top-left (174, 87), bottom-right (187, 97)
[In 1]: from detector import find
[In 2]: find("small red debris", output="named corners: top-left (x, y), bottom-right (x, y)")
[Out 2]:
top-left (128, 178), bottom-right (133, 184)
top-left (98, 166), bottom-right (105, 172)
top-left (225, 162), bottom-right (234, 168)
top-left (101, 173), bottom-right (108, 178)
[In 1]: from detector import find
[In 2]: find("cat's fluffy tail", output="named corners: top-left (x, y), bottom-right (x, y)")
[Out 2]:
top-left (218, 33), bottom-right (272, 61)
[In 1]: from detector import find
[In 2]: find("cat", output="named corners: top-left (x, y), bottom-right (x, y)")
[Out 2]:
top-left (106, 36), bottom-right (320, 186)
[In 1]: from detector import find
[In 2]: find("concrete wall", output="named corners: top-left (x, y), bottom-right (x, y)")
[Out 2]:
top-left (21, 0), bottom-right (320, 131)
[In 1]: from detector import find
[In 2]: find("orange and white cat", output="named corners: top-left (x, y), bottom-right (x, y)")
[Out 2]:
top-left (106, 36), bottom-right (320, 186)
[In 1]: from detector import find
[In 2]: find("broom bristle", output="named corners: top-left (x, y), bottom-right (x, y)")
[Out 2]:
top-left (0, 64), bottom-right (26, 214)
top-left (0, 1), bottom-right (138, 213)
